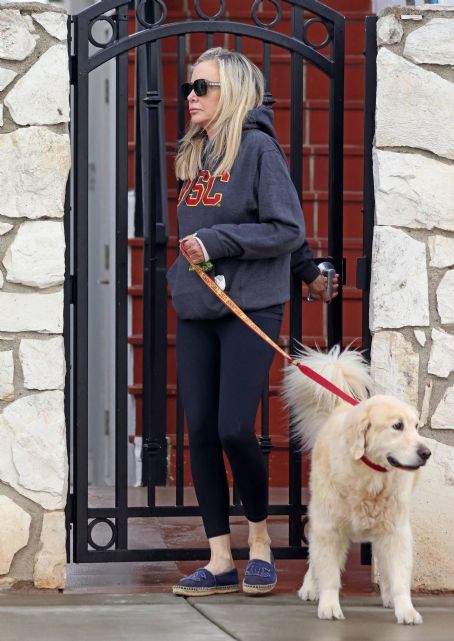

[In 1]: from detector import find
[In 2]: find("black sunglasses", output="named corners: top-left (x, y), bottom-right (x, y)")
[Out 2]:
top-left (181, 79), bottom-right (222, 99)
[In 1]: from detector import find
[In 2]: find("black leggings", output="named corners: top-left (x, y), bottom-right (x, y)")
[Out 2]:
top-left (176, 308), bottom-right (283, 538)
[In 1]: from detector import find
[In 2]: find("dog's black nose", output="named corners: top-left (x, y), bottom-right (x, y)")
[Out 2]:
top-left (417, 447), bottom-right (431, 461)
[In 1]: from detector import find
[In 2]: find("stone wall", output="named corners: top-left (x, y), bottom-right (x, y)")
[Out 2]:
top-left (372, 5), bottom-right (454, 590)
top-left (0, 2), bottom-right (69, 589)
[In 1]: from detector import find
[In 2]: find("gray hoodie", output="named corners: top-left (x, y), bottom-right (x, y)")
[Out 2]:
top-left (167, 105), bottom-right (306, 320)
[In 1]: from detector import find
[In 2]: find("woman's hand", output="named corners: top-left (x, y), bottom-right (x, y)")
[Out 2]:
top-left (306, 273), bottom-right (339, 303)
top-left (180, 236), bottom-right (205, 264)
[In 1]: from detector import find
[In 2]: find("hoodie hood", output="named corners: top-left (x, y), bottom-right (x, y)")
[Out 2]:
top-left (243, 105), bottom-right (277, 139)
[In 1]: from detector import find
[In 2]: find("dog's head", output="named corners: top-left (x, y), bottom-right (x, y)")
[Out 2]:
top-left (345, 395), bottom-right (431, 471)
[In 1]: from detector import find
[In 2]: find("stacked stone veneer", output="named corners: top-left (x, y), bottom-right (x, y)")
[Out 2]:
top-left (372, 5), bottom-right (454, 591)
top-left (0, 3), bottom-right (69, 588)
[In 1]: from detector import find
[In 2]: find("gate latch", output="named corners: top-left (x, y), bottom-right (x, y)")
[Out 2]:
top-left (142, 438), bottom-right (162, 455)
top-left (317, 261), bottom-right (336, 302)
top-left (356, 257), bottom-right (370, 291)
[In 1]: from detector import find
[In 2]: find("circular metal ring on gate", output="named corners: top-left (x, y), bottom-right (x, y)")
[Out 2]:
top-left (302, 18), bottom-right (332, 50)
top-left (301, 515), bottom-right (310, 546)
top-left (87, 518), bottom-right (117, 551)
top-left (194, 0), bottom-right (226, 21)
top-left (136, 0), bottom-right (167, 29)
top-left (251, 0), bottom-right (282, 29)
top-left (88, 15), bottom-right (118, 49)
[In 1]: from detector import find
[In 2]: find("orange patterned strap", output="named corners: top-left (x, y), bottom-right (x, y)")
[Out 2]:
top-left (179, 242), bottom-right (358, 407)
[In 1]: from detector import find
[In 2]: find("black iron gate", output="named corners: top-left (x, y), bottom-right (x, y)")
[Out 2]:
top-left (358, 15), bottom-right (377, 360)
top-left (67, 0), bottom-right (345, 563)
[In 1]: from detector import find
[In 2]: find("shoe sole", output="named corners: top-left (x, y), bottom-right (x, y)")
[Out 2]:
top-left (172, 584), bottom-right (240, 597)
top-left (242, 581), bottom-right (277, 595)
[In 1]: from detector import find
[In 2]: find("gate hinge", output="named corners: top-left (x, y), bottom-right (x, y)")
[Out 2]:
top-left (356, 256), bottom-right (370, 291)
top-left (259, 435), bottom-right (273, 455)
top-left (69, 274), bottom-right (77, 304)
top-left (67, 493), bottom-right (75, 523)
top-left (156, 222), bottom-right (168, 245)
top-left (69, 55), bottom-right (77, 85)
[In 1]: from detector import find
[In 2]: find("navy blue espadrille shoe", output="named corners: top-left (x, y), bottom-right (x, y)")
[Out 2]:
top-left (172, 567), bottom-right (240, 597)
top-left (243, 553), bottom-right (277, 595)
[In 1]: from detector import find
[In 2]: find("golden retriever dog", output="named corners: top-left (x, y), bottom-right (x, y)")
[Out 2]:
top-left (282, 346), bottom-right (431, 625)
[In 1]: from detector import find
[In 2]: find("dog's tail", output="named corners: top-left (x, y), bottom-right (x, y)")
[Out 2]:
top-left (282, 345), bottom-right (373, 450)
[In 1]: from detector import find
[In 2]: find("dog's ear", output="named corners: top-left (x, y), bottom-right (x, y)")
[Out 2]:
top-left (345, 405), bottom-right (370, 460)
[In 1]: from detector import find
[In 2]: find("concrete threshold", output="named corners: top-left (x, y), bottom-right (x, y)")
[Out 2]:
top-left (0, 592), bottom-right (453, 641)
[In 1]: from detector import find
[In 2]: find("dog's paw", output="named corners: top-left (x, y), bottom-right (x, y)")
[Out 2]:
top-left (298, 574), bottom-right (318, 602)
top-left (395, 606), bottom-right (423, 625)
top-left (381, 596), bottom-right (393, 609)
top-left (318, 592), bottom-right (345, 621)
top-left (318, 602), bottom-right (345, 621)
top-left (298, 582), bottom-right (318, 602)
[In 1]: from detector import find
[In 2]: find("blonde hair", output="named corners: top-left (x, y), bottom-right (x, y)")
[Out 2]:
top-left (175, 48), bottom-right (265, 180)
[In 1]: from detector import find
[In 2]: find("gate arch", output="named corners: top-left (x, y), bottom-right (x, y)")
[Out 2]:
top-left (68, 0), bottom-right (345, 562)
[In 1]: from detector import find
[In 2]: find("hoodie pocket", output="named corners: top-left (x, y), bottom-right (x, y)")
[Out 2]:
top-left (169, 255), bottom-right (228, 320)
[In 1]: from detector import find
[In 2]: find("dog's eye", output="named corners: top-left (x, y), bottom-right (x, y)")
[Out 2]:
top-left (392, 421), bottom-right (404, 431)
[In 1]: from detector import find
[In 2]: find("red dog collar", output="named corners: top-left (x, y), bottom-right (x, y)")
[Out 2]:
top-left (360, 455), bottom-right (387, 473)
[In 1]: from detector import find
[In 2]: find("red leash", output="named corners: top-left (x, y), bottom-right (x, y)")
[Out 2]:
top-left (180, 244), bottom-right (387, 473)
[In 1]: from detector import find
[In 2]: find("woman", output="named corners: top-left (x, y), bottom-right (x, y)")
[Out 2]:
top-left (168, 47), bottom-right (308, 597)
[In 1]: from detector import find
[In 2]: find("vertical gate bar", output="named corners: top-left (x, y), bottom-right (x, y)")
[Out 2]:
top-left (175, 386), bottom-right (185, 506)
top-left (134, 42), bottom-right (144, 238)
top-left (134, 0), bottom-right (150, 468)
top-left (114, 2), bottom-right (130, 549)
top-left (64, 175), bottom-right (72, 561)
top-left (134, 12), bottom-right (169, 501)
top-left (142, 6), bottom-right (169, 504)
top-left (234, 35), bottom-right (242, 52)
top-left (361, 16), bottom-right (377, 359)
top-left (140, 57), bottom-right (157, 507)
top-left (288, 303), bottom-right (303, 535)
top-left (65, 14), bottom-right (73, 563)
top-left (72, 13), bottom-right (90, 563)
top-left (360, 16), bottom-right (377, 570)
top-left (141, 4), bottom-right (158, 508)
top-left (254, 12), bottom-right (272, 497)
top-left (141, 90), bottom-right (157, 506)
top-left (137, 41), bottom-right (151, 495)
top-left (206, 32), bottom-right (214, 49)
top-left (175, 35), bottom-right (186, 507)
top-left (327, 18), bottom-right (345, 349)
top-left (288, 5), bottom-right (305, 548)
top-left (262, 41), bottom-right (271, 97)
top-left (177, 36), bottom-right (186, 141)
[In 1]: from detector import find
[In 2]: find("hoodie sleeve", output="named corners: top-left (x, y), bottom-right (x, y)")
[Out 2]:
top-left (195, 150), bottom-right (306, 261)
top-left (291, 240), bottom-right (320, 284)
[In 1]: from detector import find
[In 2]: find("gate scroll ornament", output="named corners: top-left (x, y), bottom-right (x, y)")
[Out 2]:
top-left (84, 1), bottom-right (338, 67)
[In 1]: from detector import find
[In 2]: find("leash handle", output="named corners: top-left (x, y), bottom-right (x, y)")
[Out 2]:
top-left (179, 241), bottom-right (358, 407)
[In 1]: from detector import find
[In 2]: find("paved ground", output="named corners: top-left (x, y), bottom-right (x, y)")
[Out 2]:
top-left (0, 592), bottom-right (453, 641)
top-left (4, 488), bottom-right (451, 639)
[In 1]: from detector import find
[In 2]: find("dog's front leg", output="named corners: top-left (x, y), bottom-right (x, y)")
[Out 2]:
top-left (373, 544), bottom-right (393, 609)
top-left (309, 531), bottom-right (349, 621)
top-left (374, 526), bottom-right (422, 625)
